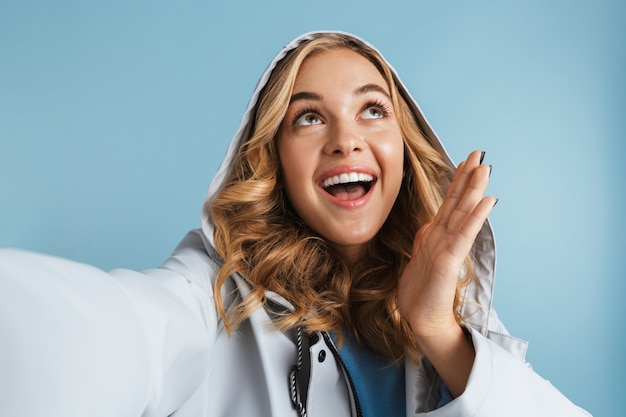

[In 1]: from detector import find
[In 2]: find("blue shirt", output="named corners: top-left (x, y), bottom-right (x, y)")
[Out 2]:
top-left (338, 336), bottom-right (406, 417)
top-left (337, 335), bottom-right (454, 416)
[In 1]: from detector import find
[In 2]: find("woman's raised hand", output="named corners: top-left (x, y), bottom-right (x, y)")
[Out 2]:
top-left (397, 150), bottom-right (496, 396)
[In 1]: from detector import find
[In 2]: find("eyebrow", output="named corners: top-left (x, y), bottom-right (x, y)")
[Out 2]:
top-left (288, 83), bottom-right (391, 103)
top-left (353, 83), bottom-right (391, 99)
top-left (289, 91), bottom-right (322, 103)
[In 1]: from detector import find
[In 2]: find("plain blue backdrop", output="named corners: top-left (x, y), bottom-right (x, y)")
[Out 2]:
top-left (1, 1), bottom-right (624, 416)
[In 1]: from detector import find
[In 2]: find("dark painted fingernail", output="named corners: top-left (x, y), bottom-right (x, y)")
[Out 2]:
top-left (480, 151), bottom-right (486, 164)
top-left (489, 164), bottom-right (493, 177)
top-left (493, 198), bottom-right (499, 207)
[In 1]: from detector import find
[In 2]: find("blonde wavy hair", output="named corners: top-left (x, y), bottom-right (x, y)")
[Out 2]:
top-left (208, 33), bottom-right (475, 362)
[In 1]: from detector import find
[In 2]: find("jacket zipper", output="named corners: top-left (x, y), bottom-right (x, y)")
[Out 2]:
top-left (322, 332), bottom-right (364, 417)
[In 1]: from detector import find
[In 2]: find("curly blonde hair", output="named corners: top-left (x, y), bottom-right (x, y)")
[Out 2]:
top-left (207, 33), bottom-right (474, 362)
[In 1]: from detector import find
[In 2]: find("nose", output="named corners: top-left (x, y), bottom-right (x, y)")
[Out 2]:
top-left (323, 120), bottom-right (364, 156)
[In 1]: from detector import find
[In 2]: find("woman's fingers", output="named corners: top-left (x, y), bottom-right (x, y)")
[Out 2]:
top-left (429, 150), bottom-right (495, 258)
top-left (448, 194), bottom-right (497, 259)
top-left (436, 150), bottom-right (491, 232)
top-left (435, 150), bottom-right (484, 224)
top-left (446, 162), bottom-right (491, 235)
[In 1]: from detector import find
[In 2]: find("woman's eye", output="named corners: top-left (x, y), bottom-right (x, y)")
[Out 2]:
top-left (361, 105), bottom-right (385, 120)
top-left (295, 112), bottom-right (322, 126)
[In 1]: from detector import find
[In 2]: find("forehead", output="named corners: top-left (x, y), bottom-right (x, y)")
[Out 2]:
top-left (292, 48), bottom-right (389, 94)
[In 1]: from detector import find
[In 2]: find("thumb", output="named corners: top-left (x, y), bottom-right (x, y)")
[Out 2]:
top-left (412, 221), bottom-right (432, 257)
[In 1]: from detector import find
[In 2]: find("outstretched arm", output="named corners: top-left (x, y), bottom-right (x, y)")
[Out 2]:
top-left (0, 236), bottom-right (213, 417)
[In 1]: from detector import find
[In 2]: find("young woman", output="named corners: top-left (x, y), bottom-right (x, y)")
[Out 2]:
top-left (0, 31), bottom-right (590, 417)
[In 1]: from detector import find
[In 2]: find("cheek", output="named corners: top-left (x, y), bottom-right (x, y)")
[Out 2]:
top-left (278, 140), bottom-right (298, 174)
top-left (277, 134), bottom-right (295, 178)
top-left (277, 139), bottom-right (312, 203)
top-left (379, 133), bottom-right (406, 181)
top-left (383, 137), bottom-right (406, 209)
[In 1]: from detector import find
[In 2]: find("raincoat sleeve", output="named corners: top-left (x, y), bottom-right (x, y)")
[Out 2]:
top-left (407, 313), bottom-right (592, 416)
top-left (0, 230), bottom-right (217, 417)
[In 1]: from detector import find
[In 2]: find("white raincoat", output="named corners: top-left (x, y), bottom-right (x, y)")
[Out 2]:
top-left (0, 31), bottom-right (591, 417)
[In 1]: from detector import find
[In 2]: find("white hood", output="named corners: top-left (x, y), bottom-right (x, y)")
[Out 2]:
top-left (199, 30), bottom-right (498, 334)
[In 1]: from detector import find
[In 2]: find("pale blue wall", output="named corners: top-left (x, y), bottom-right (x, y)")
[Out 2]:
top-left (1, 1), bottom-right (623, 415)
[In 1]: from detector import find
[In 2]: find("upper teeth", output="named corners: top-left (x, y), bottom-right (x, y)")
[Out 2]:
top-left (322, 172), bottom-right (374, 188)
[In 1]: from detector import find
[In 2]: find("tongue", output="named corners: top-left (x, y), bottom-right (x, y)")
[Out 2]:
top-left (327, 184), bottom-right (367, 200)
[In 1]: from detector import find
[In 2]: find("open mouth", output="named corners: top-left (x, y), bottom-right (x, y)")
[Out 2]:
top-left (321, 172), bottom-right (375, 201)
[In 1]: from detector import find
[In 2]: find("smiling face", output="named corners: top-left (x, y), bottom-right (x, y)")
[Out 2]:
top-left (277, 48), bottom-right (405, 263)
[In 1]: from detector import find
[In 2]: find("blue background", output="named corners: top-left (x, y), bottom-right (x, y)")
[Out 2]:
top-left (1, 1), bottom-right (623, 415)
